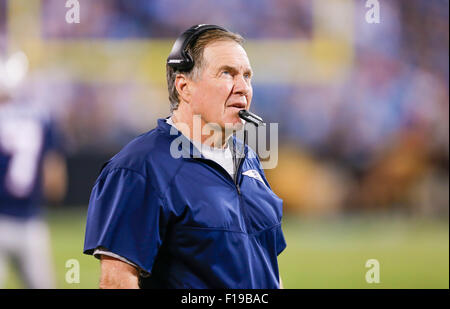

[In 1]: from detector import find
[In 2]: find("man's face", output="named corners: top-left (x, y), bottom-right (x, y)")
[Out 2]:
top-left (188, 40), bottom-right (253, 129)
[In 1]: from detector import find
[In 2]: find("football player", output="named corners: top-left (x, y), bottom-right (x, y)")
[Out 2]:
top-left (0, 53), bottom-right (67, 288)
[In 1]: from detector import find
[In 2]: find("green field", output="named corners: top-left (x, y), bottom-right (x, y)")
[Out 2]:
top-left (4, 209), bottom-right (449, 289)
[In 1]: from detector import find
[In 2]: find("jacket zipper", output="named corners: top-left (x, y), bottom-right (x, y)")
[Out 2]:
top-left (233, 155), bottom-right (245, 195)
top-left (232, 131), bottom-right (248, 195)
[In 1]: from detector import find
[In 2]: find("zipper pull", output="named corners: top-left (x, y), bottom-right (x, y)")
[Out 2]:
top-left (236, 184), bottom-right (241, 195)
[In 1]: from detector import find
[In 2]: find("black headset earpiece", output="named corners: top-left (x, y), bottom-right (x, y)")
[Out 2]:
top-left (167, 24), bottom-right (229, 72)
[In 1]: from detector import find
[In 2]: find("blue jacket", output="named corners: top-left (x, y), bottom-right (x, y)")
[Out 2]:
top-left (84, 118), bottom-right (286, 288)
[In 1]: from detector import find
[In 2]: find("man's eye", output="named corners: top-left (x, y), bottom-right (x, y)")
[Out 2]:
top-left (222, 71), bottom-right (231, 75)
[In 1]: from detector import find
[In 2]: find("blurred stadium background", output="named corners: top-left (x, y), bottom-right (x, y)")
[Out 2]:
top-left (0, 0), bottom-right (448, 288)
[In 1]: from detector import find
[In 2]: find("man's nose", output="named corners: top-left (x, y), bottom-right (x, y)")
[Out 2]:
top-left (233, 74), bottom-right (251, 96)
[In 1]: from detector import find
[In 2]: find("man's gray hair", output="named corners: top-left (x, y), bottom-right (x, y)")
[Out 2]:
top-left (166, 29), bottom-right (245, 112)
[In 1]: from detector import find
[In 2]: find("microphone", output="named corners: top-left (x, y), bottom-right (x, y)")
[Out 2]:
top-left (238, 110), bottom-right (265, 127)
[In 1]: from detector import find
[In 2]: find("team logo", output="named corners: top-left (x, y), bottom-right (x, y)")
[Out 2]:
top-left (242, 170), bottom-right (266, 186)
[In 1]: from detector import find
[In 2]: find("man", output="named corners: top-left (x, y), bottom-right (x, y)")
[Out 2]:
top-left (84, 24), bottom-right (286, 289)
top-left (0, 77), bottom-right (67, 288)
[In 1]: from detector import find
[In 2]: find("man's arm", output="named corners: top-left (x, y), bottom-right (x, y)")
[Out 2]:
top-left (99, 255), bottom-right (140, 289)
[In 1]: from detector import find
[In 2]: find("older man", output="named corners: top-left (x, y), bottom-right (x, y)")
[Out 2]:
top-left (84, 24), bottom-right (286, 289)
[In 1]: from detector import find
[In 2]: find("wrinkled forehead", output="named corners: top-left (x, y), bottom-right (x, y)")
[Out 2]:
top-left (202, 40), bottom-right (252, 72)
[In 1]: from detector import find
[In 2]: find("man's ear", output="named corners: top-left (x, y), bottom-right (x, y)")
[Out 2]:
top-left (175, 74), bottom-right (191, 103)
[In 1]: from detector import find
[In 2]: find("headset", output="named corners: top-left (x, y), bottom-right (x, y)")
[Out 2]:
top-left (167, 24), bottom-right (229, 72)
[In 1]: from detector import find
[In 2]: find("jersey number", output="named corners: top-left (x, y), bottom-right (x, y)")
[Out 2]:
top-left (0, 119), bottom-right (44, 198)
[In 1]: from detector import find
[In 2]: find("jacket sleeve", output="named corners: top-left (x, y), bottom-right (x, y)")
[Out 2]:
top-left (83, 167), bottom-right (168, 274)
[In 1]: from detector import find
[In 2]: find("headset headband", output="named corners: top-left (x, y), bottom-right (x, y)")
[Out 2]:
top-left (167, 24), bottom-right (229, 71)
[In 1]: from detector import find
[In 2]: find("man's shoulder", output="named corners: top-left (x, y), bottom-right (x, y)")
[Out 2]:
top-left (101, 126), bottom-right (181, 180)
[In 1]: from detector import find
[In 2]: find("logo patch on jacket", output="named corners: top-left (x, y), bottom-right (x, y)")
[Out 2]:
top-left (242, 169), bottom-right (266, 186)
